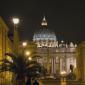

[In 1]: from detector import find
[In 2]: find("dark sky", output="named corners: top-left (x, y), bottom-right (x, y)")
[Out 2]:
top-left (0, 0), bottom-right (85, 44)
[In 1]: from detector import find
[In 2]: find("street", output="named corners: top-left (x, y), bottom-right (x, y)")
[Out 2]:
top-left (39, 79), bottom-right (85, 85)
top-left (39, 79), bottom-right (66, 85)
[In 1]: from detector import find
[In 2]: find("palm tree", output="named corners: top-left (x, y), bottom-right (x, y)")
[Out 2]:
top-left (0, 53), bottom-right (27, 85)
top-left (0, 53), bottom-right (43, 85)
top-left (32, 55), bottom-right (47, 76)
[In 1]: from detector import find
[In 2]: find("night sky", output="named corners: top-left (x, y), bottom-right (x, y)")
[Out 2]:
top-left (0, 0), bottom-right (85, 44)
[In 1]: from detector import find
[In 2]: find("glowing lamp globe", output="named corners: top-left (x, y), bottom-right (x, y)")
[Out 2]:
top-left (13, 18), bottom-right (19, 24)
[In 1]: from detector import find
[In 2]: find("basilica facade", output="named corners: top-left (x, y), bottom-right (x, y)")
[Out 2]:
top-left (33, 16), bottom-right (77, 75)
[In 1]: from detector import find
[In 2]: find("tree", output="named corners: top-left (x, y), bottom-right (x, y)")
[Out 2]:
top-left (0, 53), bottom-right (43, 85)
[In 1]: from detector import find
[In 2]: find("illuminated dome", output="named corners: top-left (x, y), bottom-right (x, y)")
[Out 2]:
top-left (33, 16), bottom-right (58, 47)
top-left (33, 29), bottom-right (57, 41)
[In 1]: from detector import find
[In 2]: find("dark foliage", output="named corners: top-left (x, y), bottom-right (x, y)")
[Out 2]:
top-left (0, 53), bottom-right (44, 80)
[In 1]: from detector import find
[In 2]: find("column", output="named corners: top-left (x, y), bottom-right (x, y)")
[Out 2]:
top-left (77, 41), bottom-right (85, 81)
top-left (51, 57), bottom-right (54, 74)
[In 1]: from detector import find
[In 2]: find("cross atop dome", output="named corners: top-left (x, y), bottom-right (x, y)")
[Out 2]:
top-left (41, 16), bottom-right (48, 26)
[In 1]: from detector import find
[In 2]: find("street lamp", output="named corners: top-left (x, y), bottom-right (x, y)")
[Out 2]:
top-left (22, 41), bottom-right (27, 56)
top-left (12, 18), bottom-right (19, 25)
top-left (28, 57), bottom-right (32, 61)
top-left (22, 42), bottom-right (27, 47)
top-left (12, 17), bottom-right (20, 53)
top-left (25, 51), bottom-right (30, 56)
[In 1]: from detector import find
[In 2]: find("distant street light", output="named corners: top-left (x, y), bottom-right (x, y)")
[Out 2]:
top-left (25, 51), bottom-right (30, 56)
top-left (22, 42), bottom-right (27, 56)
top-left (22, 42), bottom-right (27, 47)
top-left (60, 71), bottom-right (66, 75)
top-left (25, 51), bottom-right (32, 60)
top-left (28, 57), bottom-right (32, 61)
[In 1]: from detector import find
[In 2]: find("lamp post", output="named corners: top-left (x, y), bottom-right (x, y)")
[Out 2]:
top-left (13, 18), bottom-right (19, 25)
top-left (22, 41), bottom-right (27, 56)
top-left (12, 18), bottom-right (19, 54)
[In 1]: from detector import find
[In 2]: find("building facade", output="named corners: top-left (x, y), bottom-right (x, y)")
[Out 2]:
top-left (0, 17), bottom-right (18, 84)
top-left (0, 17), bottom-right (13, 84)
top-left (0, 17), bottom-right (13, 61)
top-left (76, 41), bottom-right (85, 81)
top-left (33, 16), bottom-right (77, 75)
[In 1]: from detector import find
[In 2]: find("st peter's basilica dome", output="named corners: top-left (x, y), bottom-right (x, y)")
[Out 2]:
top-left (33, 16), bottom-right (58, 47)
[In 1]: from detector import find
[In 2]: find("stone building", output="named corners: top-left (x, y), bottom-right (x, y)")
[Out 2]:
top-left (0, 17), bottom-right (14, 84)
top-left (77, 41), bottom-right (85, 81)
top-left (33, 16), bottom-right (77, 75)
top-left (0, 17), bottom-right (20, 84)
top-left (0, 17), bottom-right (13, 61)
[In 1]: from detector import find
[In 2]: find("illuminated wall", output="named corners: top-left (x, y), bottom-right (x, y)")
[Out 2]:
top-left (77, 41), bottom-right (85, 81)
top-left (0, 17), bottom-right (13, 84)
top-left (0, 17), bottom-right (13, 60)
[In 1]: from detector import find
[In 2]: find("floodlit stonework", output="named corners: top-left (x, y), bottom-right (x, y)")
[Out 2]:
top-left (33, 16), bottom-right (77, 75)
top-left (0, 17), bottom-right (13, 84)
